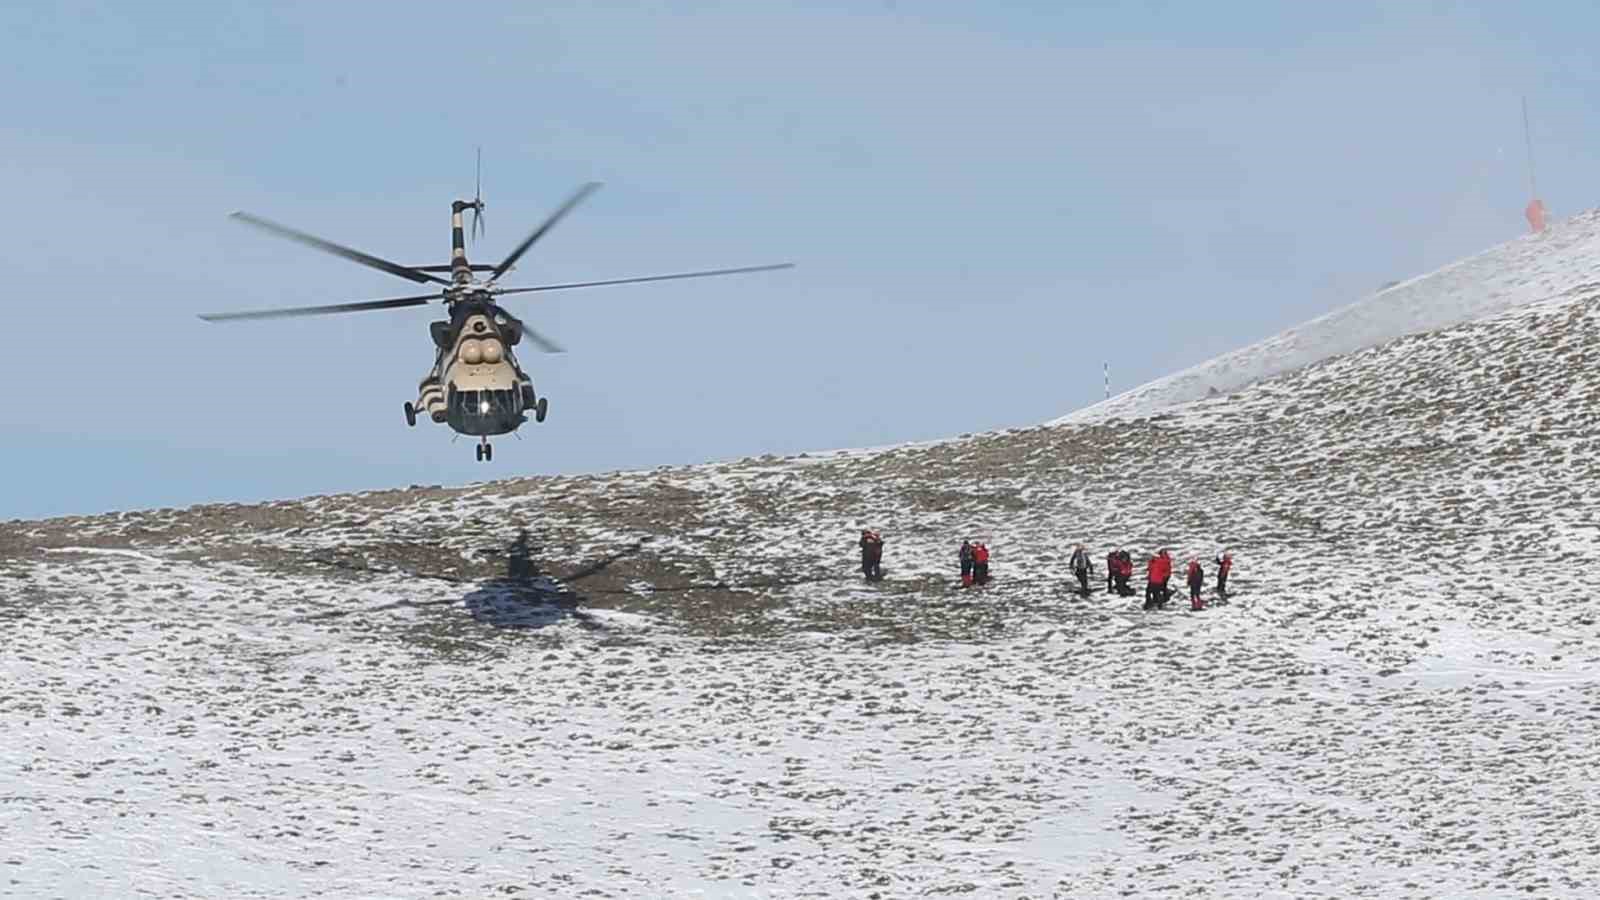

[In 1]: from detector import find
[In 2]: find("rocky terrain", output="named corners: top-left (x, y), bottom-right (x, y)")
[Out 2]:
top-left (6, 218), bottom-right (1600, 897)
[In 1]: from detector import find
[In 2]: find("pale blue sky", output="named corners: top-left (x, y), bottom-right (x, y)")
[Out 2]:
top-left (3, 1), bottom-right (1597, 519)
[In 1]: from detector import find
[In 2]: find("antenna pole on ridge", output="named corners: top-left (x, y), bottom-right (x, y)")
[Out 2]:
top-left (1103, 361), bottom-right (1109, 400)
top-left (1522, 96), bottom-right (1538, 198)
top-left (1522, 97), bottom-right (1548, 234)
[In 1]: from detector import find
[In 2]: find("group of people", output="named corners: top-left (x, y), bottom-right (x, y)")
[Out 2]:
top-left (1103, 549), bottom-right (1137, 596)
top-left (854, 530), bottom-right (1236, 612)
top-left (1089, 546), bottom-right (1235, 611)
top-left (958, 540), bottom-right (992, 586)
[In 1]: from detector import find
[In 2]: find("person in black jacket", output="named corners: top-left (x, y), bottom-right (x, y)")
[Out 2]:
top-left (859, 530), bottom-right (884, 581)
top-left (1186, 557), bottom-right (1205, 611)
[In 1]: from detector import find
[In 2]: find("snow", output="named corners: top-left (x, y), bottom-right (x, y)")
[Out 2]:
top-left (44, 546), bottom-right (163, 562)
top-left (8, 217), bottom-right (1600, 896)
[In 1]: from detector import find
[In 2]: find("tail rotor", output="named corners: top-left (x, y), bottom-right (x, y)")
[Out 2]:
top-left (470, 147), bottom-right (486, 242)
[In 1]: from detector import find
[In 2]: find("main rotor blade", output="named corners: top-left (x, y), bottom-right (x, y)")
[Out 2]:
top-left (492, 263), bottom-right (795, 298)
top-left (491, 182), bottom-right (602, 281)
top-left (521, 324), bottom-right (566, 354)
top-left (198, 292), bottom-right (440, 322)
top-left (230, 212), bottom-right (451, 286)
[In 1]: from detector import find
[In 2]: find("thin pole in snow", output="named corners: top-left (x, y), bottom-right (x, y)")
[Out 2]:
top-left (1523, 95), bottom-right (1539, 198)
top-left (1103, 361), bottom-right (1109, 400)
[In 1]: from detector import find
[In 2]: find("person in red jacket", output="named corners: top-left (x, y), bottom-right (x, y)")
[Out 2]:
top-left (1144, 549), bottom-right (1172, 610)
top-left (1214, 551), bottom-right (1233, 601)
top-left (972, 542), bottom-right (991, 585)
top-left (1106, 549), bottom-right (1134, 596)
top-left (1186, 557), bottom-right (1205, 611)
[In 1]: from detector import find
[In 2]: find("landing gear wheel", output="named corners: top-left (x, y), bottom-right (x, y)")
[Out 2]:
top-left (475, 444), bottom-right (484, 462)
top-left (484, 443), bottom-right (493, 462)
top-left (404, 402), bottom-right (417, 428)
top-left (535, 396), bottom-right (548, 423)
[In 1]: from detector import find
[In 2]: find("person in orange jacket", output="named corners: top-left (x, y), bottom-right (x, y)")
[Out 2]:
top-left (1186, 557), bottom-right (1205, 611)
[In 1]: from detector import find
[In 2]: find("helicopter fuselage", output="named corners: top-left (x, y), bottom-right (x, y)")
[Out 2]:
top-left (416, 297), bottom-right (539, 438)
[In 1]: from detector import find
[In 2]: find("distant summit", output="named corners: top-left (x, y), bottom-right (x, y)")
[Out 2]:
top-left (1058, 208), bottom-right (1600, 423)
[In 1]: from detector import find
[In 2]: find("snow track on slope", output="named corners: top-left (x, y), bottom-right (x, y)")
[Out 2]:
top-left (1058, 210), bottom-right (1600, 423)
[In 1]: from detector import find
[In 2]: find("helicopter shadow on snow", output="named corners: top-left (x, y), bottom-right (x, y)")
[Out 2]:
top-left (461, 529), bottom-right (644, 631)
top-left (295, 529), bottom-right (642, 629)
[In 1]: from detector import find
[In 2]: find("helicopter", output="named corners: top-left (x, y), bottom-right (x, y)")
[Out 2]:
top-left (199, 165), bottom-right (792, 461)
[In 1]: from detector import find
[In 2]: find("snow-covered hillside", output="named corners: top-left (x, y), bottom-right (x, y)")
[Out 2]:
top-left (6, 232), bottom-right (1600, 896)
top-left (1060, 208), bottom-right (1600, 423)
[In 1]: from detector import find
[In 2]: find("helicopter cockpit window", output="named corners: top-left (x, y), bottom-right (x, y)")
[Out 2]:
top-left (450, 388), bottom-right (518, 419)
